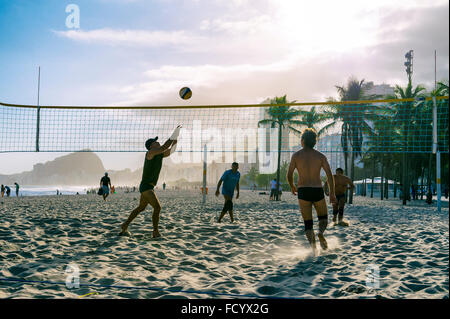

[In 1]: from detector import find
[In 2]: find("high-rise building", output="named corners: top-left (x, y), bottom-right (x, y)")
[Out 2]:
top-left (362, 82), bottom-right (395, 98)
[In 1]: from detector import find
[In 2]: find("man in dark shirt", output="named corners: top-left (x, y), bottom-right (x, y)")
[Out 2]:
top-left (215, 162), bottom-right (240, 223)
top-left (14, 183), bottom-right (19, 197)
top-left (120, 125), bottom-right (181, 238)
top-left (100, 172), bottom-right (112, 201)
top-left (5, 185), bottom-right (11, 197)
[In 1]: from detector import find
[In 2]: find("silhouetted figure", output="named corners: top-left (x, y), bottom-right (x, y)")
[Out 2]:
top-left (14, 183), bottom-right (19, 197)
top-left (5, 186), bottom-right (11, 197)
top-left (100, 172), bottom-right (112, 201)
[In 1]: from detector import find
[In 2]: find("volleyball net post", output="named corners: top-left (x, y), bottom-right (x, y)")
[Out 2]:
top-left (432, 96), bottom-right (441, 212)
top-left (203, 144), bottom-right (207, 204)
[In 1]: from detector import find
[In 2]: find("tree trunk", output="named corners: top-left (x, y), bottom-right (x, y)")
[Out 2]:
top-left (426, 152), bottom-right (433, 204)
top-left (420, 166), bottom-right (425, 200)
top-left (402, 152), bottom-right (408, 205)
top-left (344, 149), bottom-right (349, 203)
top-left (380, 159), bottom-right (384, 200)
top-left (275, 122), bottom-right (282, 201)
top-left (349, 151), bottom-right (355, 204)
top-left (371, 158), bottom-right (375, 198)
top-left (394, 167), bottom-right (398, 198)
top-left (385, 168), bottom-right (389, 199)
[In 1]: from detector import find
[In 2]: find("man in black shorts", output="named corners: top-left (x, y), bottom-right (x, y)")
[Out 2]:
top-left (324, 168), bottom-right (354, 225)
top-left (119, 125), bottom-right (180, 238)
top-left (287, 128), bottom-right (336, 254)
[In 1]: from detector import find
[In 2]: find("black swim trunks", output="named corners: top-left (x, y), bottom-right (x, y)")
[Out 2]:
top-left (297, 187), bottom-right (325, 202)
top-left (139, 183), bottom-right (154, 193)
top-left (336, 193), bottom-right (346, 202)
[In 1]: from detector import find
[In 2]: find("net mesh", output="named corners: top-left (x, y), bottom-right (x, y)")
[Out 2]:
top-left (0, 97), bottom-right (448, 155)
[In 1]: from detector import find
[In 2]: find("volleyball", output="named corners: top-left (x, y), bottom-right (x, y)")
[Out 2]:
top-left (179, 87), bottom-right (192, 100)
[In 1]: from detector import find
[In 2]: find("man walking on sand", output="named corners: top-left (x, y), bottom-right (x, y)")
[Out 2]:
top-left (324, 168), bottom-right (354, 226)
top-left (100, 173), bottom-right (112, 201)
top-left (215, 162), bottom-right (240, 223)
top-left (270, 179), bottom-right (277, 200)
top-left (287, 128), bottom-right (336, 255)
top-left (119, 125), bottom-right (180, 238)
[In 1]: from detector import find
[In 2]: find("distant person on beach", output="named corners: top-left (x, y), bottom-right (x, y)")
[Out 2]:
top-left (324, 168), bottom-right (354, 226)
top-left (215, 162), bottom-right (240, 223)
top-left (278, 182), bottom-right (283, 200)
top-left (270, 179), bottom-right (277, 200)
top-left (120, 125), bottom-right (180, 238)
top-left (287, 128), bottom-right (336, 254)
top-left (444, 184), bottom-right (449, 199)
top-left (5, 186), bottom-right (11, 197)
top-left (100, 173), bottom-right (112, 201)
top-left (14, 183), bottom-right (19, 197)
top-left (163, 182), bottom-right (166, 190)
top-left (1, 184), bottom-right (4, 197)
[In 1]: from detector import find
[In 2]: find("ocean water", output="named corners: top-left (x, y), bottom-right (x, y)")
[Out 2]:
top-left (6, 186), bottom-right (94, 197)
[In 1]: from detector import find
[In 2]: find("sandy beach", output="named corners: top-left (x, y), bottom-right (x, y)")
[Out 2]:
top-left (0, 190), bottom-right (448, 299)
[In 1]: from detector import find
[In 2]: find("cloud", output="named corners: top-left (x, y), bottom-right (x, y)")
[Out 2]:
top-left (53, 28), bottom-right (206, 47)
top-left (52, 0), bottom-right (448, 106)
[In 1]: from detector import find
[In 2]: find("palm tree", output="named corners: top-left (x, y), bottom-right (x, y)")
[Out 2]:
top-left (422, 80), bottom-right (450, 202)
top-left (370, 109), bottom-right (401, 200)
top-left (258, 95), bottom-right (301, 201)
top-left (326, 77), bottom-right (380, 203)
top-left (385, 82), bottom-right (427, 205)
top-left (295, 106), bottom-right (335, 136)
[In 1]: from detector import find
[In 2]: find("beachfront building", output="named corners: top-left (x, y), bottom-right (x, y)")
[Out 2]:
top-left (315, 133), bottom-right (346, 172)
top-left (362, 82), bottom-right (395, 98)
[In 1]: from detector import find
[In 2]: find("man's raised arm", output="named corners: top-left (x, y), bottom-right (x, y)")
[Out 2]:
top-left (147, 126), bottom-right (181, 159)
top-left (163, 140), bottom-right (177, 158)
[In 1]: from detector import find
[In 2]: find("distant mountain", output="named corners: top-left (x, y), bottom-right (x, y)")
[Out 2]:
top-left (0, 151), bottom-right (106, 186)
top-left (0, 151), bottom-right (244, 187)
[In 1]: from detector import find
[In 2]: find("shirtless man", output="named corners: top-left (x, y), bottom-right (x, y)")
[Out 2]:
top-left (119, 125), bottom-right (181, 238)
top-left (324, 168), bottom-right (354, 226)
top-left (287, 128), bottom-right (336, 254)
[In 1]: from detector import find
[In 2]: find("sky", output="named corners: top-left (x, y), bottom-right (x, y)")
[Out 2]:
top-left (0, 0), bottom-right (449, 175)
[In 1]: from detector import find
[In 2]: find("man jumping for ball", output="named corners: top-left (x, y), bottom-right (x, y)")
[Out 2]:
top-left (119, 125), bottom-right (181, 238)
top-left (324, 168), bottom-right (354, 226)
top-left (287, 128), bottom-right (337, 255)
top-left (215, 162), bottom-right (240, 223)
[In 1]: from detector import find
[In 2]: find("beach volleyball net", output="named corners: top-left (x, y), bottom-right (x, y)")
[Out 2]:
top-left (0, 97), bottom-right (448, 157)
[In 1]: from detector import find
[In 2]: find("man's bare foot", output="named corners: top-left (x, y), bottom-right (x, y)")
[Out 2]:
top-left (338, 220), bottom-right (349, 227)
top-left (318, 233), bottom-right (328, 250)
top-left (152, 230), bottom-right (161, 238)
top-left (119, 223), bottom-right (131, 236)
